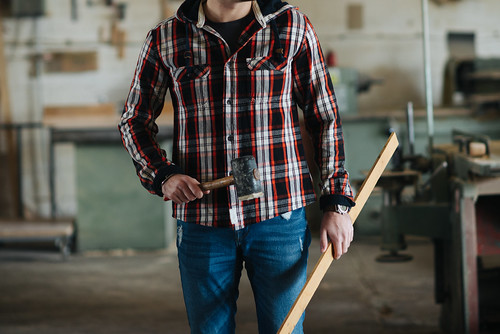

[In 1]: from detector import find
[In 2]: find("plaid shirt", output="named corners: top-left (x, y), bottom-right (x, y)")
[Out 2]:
top-left (119, 0), bottom-right (354, 229)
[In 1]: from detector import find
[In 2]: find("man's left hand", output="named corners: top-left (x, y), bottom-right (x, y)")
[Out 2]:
top-left (319, 211), bottom-right (353, 259)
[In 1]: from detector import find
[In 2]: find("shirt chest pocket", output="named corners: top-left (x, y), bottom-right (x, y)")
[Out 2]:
top-left (172, 64), bottom-right (210, 83)
top-left (246, 56), bottom-right (288, 72)
top-left (171, 64), bottom-right (211, 113)
top-left (245, 56), bottom-right (289, 98)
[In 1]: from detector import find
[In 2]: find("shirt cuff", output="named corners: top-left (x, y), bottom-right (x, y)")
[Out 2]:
top-left (319, 194), bottom-right (355, 211)
top-left (153, 164), bottom-right (185, 197)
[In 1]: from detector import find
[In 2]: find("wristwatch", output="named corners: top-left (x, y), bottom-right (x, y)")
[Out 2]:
top-left (161, 174), bottom-right (176, 188)
top-left (327, 204), bottom-right (350, 215)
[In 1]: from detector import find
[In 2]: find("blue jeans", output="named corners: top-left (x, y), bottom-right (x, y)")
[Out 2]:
top-left (176, 207), bottom-right (311, 334)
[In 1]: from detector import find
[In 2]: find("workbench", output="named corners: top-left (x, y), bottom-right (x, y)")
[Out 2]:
top-left (0, 220), bottom-right (75, 258)
top-left (371, 132), bottom-right (500, 333)
top-left (44, 104), bottom-right (176, 252)
top-left (0, 122), bottom-right (76, 259)
top-left (1, 104), bottom-right (176, 254)
top-left (440, 139), bottom-right (500, 333)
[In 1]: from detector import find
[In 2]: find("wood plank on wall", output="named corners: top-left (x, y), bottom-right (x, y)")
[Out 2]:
top-left (43, 103), bottom-right (116, 128)
top-left (347, 4), bottom-right (363, 30)
top-left (0, 13), bottom-right (19, 218)
top-left (41, 51), bottom-right (98, 73)
top-left (43, 103), bottom-right (174, 129)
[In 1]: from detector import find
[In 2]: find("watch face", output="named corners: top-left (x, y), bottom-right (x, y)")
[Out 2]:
top-left (337, 205), bottom-right (349, 214)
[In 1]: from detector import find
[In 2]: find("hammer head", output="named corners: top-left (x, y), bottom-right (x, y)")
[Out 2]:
top-left (231, 156), bottom-right (264, 201)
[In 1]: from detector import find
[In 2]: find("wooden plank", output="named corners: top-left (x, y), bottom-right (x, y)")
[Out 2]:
top-left (468, 71), bottom-right (500, 80)
top-left (0, 220), bottom-right (74, 238)
top-left (432, 0), bottom-right (461, 4)
top-left (0, 14), bottom-right (11, 123)
top-left (347, 4), bottom-right (363, 30)
top-left (461, 197), bottom-right (479, 334)
top-left (43, 103), bottom-right (174, 129)
top-left (43, 51), bottom-right (98, 73)
top-left (0, 13), bottom-right (20, 218)
top-left (116, 29), bottom-right (127, 59)
top-left (44, 103), bottom-right (116, 118)
top-left (278, 132), bottom-right (399, 333)
top-left (43, 103), bottom-right (116, 128)
top-left (0, 2), bottom-right (11, 16)
top-left (110, 22), bottom-right (127, 59)
top-left (468, 93), bottom-right (500, 104)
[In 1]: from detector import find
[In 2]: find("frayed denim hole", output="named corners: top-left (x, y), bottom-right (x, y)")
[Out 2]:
top-left (177, 225), bottom-right (183, 247)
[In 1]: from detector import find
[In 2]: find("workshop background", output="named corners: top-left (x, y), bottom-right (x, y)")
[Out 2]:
top-left (1, 0), bottom-right (499, 333)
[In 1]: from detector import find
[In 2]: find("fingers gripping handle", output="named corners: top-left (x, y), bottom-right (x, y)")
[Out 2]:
top-left (162, 175), bottom-right (234, 201)
top-left (163, 156), bottom-right (259, 201)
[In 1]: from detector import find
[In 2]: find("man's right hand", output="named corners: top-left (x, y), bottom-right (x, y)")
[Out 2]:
top-left (162, 174), bottom-right (209, 204)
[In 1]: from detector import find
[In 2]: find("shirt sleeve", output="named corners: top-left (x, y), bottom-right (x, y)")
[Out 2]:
top-left (118, 28), bottom-right (183, 196)
top-left (291, 16), bottom-right (355, 208)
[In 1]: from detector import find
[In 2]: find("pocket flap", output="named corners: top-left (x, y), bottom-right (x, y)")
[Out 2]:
top-left (172, 64), bottom-right (210, 82)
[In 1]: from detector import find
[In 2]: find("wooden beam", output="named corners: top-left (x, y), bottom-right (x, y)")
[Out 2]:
top-left (42, 51), bottom-right (98, 73)
top-left (0, 220), bottom-right (74, 238)
top-left (0, 13), bottom-right (20, 218)
top-left (0, 13), bottom-right (12, 124)
top-left (432, 0), bottom-right (461, 4)
top-left (278, 132), bottom-right (400, 333)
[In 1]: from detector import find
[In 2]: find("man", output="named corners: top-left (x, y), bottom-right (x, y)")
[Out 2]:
top-left (119, 0), bottom-right (355, 332)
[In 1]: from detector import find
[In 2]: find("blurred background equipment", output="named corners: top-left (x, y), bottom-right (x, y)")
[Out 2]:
top-left (0, 1), bottom-right (500, 332)
top-left (443, 57), bottom-right (500, 113)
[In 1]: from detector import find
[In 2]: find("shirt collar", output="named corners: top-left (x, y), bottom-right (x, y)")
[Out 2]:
top-left (196, 1), bottom-right (266, 29)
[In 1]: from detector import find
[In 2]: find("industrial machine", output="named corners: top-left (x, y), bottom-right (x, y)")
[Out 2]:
top-left (376, 3), bottom-right (500, 331)
top-left (376, 122), bottom-right (500, 333)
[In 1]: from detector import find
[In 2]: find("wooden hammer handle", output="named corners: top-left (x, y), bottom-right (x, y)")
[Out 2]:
top-left (277, 132), bottom-right (399, 334)
top-left (162, 175), bottom-right (235, 202)
top-left (199, 175), bottom-right (235, 191)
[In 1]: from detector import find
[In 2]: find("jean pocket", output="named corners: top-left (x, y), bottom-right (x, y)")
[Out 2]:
top-left (280, 211), bottom-right (292, 220)
top-left (280, 207), bottom-right (306, 221)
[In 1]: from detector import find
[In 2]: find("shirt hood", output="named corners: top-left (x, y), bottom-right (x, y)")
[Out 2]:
top-left (177, 0), bottom-right (288, 23)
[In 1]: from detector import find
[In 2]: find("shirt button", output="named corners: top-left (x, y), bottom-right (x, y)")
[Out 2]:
top-left (227, 99), bottom-right (232, 105)
top-left (227, 135), bottom-right (234, 142)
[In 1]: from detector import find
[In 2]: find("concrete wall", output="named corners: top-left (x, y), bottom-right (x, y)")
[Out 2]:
top-left (2, 0), bottom-right (181, 216)
top-left (2, 0), bottom-right (500, 217)
top-left (2, 0), bottom-right (177, 123)
top-left (4, 0), bottom-right (500, 120)
top-left (295, 0), bottom-right (500, 111)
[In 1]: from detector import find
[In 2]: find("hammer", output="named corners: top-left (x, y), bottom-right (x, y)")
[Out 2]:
top-left (198, 156), bottom-right (264, 201)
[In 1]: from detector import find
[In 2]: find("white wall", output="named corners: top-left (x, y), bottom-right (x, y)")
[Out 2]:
top-left (292, 0), bottom-right (500, 111)
top-left (3, 0), bottom-right (172, 122)
top-left (4, 0), bottom-right (500, 121)
top-left (2, 0), bottom-right (500, 216)
top-left (2, 0), bottom-right (178, 216)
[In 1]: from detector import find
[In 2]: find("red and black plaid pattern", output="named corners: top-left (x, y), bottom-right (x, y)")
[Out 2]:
top-left (119, 2), bottom-right (354, 229)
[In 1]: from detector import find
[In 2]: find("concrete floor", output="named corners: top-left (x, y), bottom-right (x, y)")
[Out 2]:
top-left (0, 236), bottom-right (442, 334)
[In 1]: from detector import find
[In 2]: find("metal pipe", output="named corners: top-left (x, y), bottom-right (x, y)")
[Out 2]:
top-left (422, 161), bottom-right (448, 190)
top-left (421, 0), bottom-right (434, 152)
top-left (71, 0), bottom-right (78, 21)
top-left (406, 101), bottom-right (415, 156)
top-left (16, 127), bottom-right (24, 218)
top-left (32, 17), bottom-right (46, 217)
top-left (49, 128), bottom-right (56, 218)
